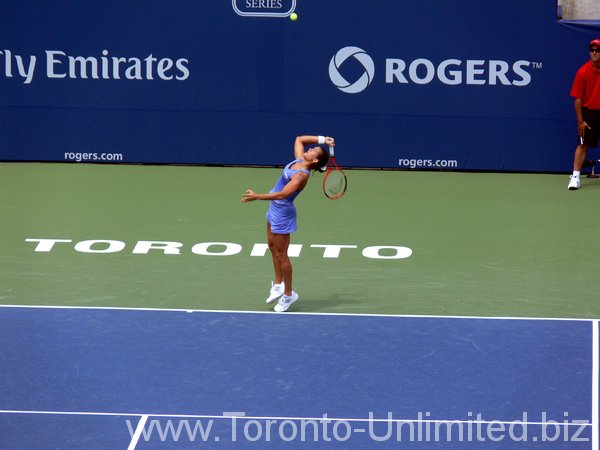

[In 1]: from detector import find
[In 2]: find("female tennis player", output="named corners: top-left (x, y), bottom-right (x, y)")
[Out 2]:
top-left (241, 135), bottom-right (333, 312)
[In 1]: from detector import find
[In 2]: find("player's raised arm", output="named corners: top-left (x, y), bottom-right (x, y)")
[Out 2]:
top-left (294, 135), bottom-right (335, 159)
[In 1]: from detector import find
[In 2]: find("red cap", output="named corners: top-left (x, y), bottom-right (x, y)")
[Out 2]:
top-left (590, 38), bottom-right (600, 48)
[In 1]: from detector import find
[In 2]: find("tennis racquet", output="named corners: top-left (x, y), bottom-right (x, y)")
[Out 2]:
top-left (323, 146), bottom-right (347, 200)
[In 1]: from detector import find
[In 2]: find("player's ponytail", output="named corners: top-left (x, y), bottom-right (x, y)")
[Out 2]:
top-left (313, 146), bottom-right (330, 173)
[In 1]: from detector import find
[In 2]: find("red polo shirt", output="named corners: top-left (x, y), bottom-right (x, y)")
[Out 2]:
top-left (571, 61), bottom-right (600, 109)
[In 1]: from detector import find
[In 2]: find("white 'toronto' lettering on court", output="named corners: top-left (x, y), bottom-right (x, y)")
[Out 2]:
top-left (25, 238), bottom-right (412, 260)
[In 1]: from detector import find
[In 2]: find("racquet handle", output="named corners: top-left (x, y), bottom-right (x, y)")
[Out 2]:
top-left (329, 146), bottom-right (334, 156)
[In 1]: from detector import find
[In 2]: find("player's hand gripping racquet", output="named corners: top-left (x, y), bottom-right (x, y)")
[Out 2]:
top-left (323, 146), bottom-right (347, 200)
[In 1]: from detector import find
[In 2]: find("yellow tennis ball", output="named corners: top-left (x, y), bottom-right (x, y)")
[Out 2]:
top-left (290, 13), bottom-right (298, 21)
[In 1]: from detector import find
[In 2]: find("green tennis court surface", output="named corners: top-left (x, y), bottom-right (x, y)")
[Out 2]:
top-left (1, 162), bottom-right (598, 318)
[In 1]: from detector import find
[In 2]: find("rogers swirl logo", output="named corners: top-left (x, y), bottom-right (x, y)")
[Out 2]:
top-left (328, 46), bottom-right (375, 94)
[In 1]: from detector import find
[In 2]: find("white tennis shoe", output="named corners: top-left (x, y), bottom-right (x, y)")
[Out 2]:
top-left (568, 176), bottom-right (580, 190)
top-left (266, 282), bottom-right (285, 304)
top-left (274, 291), bottom-right (298, 312)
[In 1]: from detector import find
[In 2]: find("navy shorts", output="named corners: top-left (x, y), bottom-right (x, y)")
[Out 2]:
top-left (581, 108), bottom-right (600, 147)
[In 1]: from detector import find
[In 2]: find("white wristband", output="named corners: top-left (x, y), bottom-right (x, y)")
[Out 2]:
top-left (318, 135), bottom-right (325, 144)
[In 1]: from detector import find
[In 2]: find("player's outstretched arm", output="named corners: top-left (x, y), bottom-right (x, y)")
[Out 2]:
top-left (241, 173), bottom-right (308, 203)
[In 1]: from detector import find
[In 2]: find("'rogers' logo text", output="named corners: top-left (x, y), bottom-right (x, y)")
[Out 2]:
top-left (329, 46), bottom-right (535, 94)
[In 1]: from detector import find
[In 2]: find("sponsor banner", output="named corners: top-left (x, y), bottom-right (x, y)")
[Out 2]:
top-left (0, 0), bottom-right (599, 171)
top-left (232, 0), bottom-right (296, 17)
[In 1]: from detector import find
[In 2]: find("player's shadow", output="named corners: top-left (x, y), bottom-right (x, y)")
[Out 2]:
top-left (292, 292), bottom-right (364, 312)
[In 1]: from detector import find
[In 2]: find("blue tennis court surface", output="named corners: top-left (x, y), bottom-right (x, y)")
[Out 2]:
top-left (0, 306), bottom-right (597, 449)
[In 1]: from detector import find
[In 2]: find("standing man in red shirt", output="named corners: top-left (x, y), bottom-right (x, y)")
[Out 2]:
top-left (568, 38), bottom-right (600, 190)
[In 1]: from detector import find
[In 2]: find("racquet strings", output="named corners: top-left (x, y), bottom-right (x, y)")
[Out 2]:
top-left (324, 169), bottom-right (346, 198)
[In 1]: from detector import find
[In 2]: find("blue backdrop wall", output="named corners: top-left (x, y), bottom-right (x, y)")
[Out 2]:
top-left (1, 0), bottom-right (599, 172)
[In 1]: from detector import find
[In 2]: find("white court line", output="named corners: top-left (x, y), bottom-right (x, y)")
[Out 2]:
top-left (0, 409), bottom-right (593, 427)
top-left (0, 303), bottom-right (594, 322)
top-left (127, 415), bottom-right (148, 450)
top-left (592, 320), bottom-right (599, 450)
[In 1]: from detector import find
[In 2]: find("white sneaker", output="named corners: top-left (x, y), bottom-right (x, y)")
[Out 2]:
top-left (266, 282), bottom-right (285, 304)
top-left (568, 176), bottom-right (580, 190)
top-left (274, 291), bottom-right (298, 312)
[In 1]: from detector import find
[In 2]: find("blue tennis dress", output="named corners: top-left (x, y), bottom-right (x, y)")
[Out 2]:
top-left (266, 159), bottom-right (310, 234)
